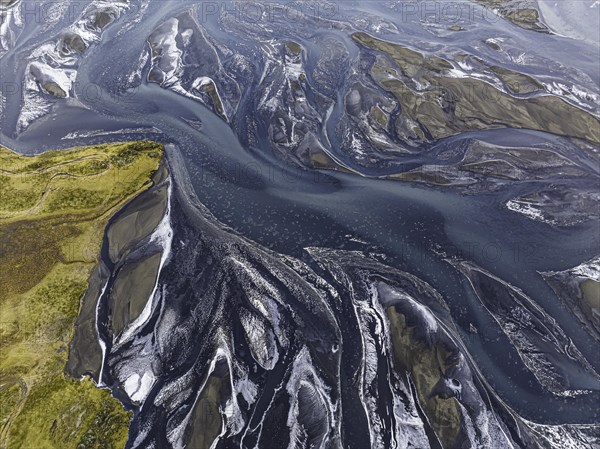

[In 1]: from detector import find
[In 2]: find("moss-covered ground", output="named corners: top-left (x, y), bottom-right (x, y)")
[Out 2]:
top-left (0, 141), bottom-right (163, 449)
top-left (352, 32), bottom-right (600, 145)
top-left (386, 307), bottom-right (462, 448)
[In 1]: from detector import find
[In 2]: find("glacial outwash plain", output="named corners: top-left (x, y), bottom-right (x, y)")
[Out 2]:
top-left (1, 0), bottom-right (600, 448)
top-left (0, 141), bottom-right (163, 448)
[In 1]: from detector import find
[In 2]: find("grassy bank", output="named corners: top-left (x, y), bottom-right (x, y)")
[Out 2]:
top-left (0, 141), bottom-right (163, 449)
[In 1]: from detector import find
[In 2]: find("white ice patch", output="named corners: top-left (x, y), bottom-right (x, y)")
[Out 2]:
top-left (353, 284), bottom-right (389, 448)
top-left (127, 48), bottom-right (150, 86)
top-left (240, 310), bottom-right (279, 370)
top-left (376, 283), bottom-right (439, 334)
top-left (181, 28), bottom-right (193, 46)
top-left (343, 128), bottom-right (367, 158)
top-left (16, 90), bottom-right (52, 132)
top-left (148, 18), bottom-right (182, 85)
top-left (191, 76), bottom-right (213, 89)
top-left (28, 61), bottom-right (75, 96)
top-left (523, 420), bottom-right (600, 449)
top-left (444, 63), bottom-right (504, 92)
top-left (409, 298), bottom-right (438, 333)
top-left (237, 376), bottom-right (258, 406)
top-left (124, 370), bottom-right (156, 403)
top-left (14, 0), bottom-right (129, 132)
top-left (543, 81), bottom-right (599, 110)
top-left (286, 347), bottom-right (337, 449)
top-left (569, 257), bottom-right (600, 281)
top-left (62, 127), bottom-right (161, 140)
top-left (124, 373), bottom-right (140, 397)
top-left (134, 371), bottom-right (156, 402)
top-left (0, 1), bottom-right (23, 53)
top-left (390, 387), bottom-right (430, 449)
top-left (486, 37), bottom-right (504, 47)
top-left (16, 59), bottom-right (77, 131)
top-left (284, 56), bottom-right (304, 80)
top-left (231, 258), bottom-right (289, 349)
top-left (118, 0), bottom-right (149, 35)
top-left (95, 278), bottom-right (110, 386)
top-left (506, 199), bottom-right (556, 225)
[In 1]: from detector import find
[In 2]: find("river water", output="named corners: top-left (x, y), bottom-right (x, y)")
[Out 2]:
top-left (1, 0), bottom-right (599, 438)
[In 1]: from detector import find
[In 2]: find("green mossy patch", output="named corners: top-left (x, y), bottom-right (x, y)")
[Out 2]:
top-left (0, 141), bottom-right (163, 449)
top-left (352, 32), bottom-right (600, 145)
top-left (386, 307), bottom-right (462, 447)
top-left (285, 41), bottom-right (302, 56)
top-left (7, 376), bottom-right (130, 449)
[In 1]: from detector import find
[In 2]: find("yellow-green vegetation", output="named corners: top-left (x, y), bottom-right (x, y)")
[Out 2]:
top-left (199, 80), bottom-right (226, 118)
top-left (285, 41), bottom-right (302, 56)
top-left (489, 65), bottom-right (543, 94)
top-left (580, 279), bottom-right (600, 328)
top-left (388, 170), bottom-right (452, 186)
top-left (61, 34), bottom-right (87, 54)
top-left (386, 307), bottom-right (461, 448)
top-left (186, 374), bottom-right (227, 449)
top-left (473, 0), bottom-right (547, 32)
top-left (372, 105), bottom-right (389, 129)
top-left (304, 146), bottom-right (353, 173)
top-left (41, 82), bottom-right (67, 98)
top-left (0, 141), bottom-right (163, 449)
top-left (352, 32), bottom-right (600, 145)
